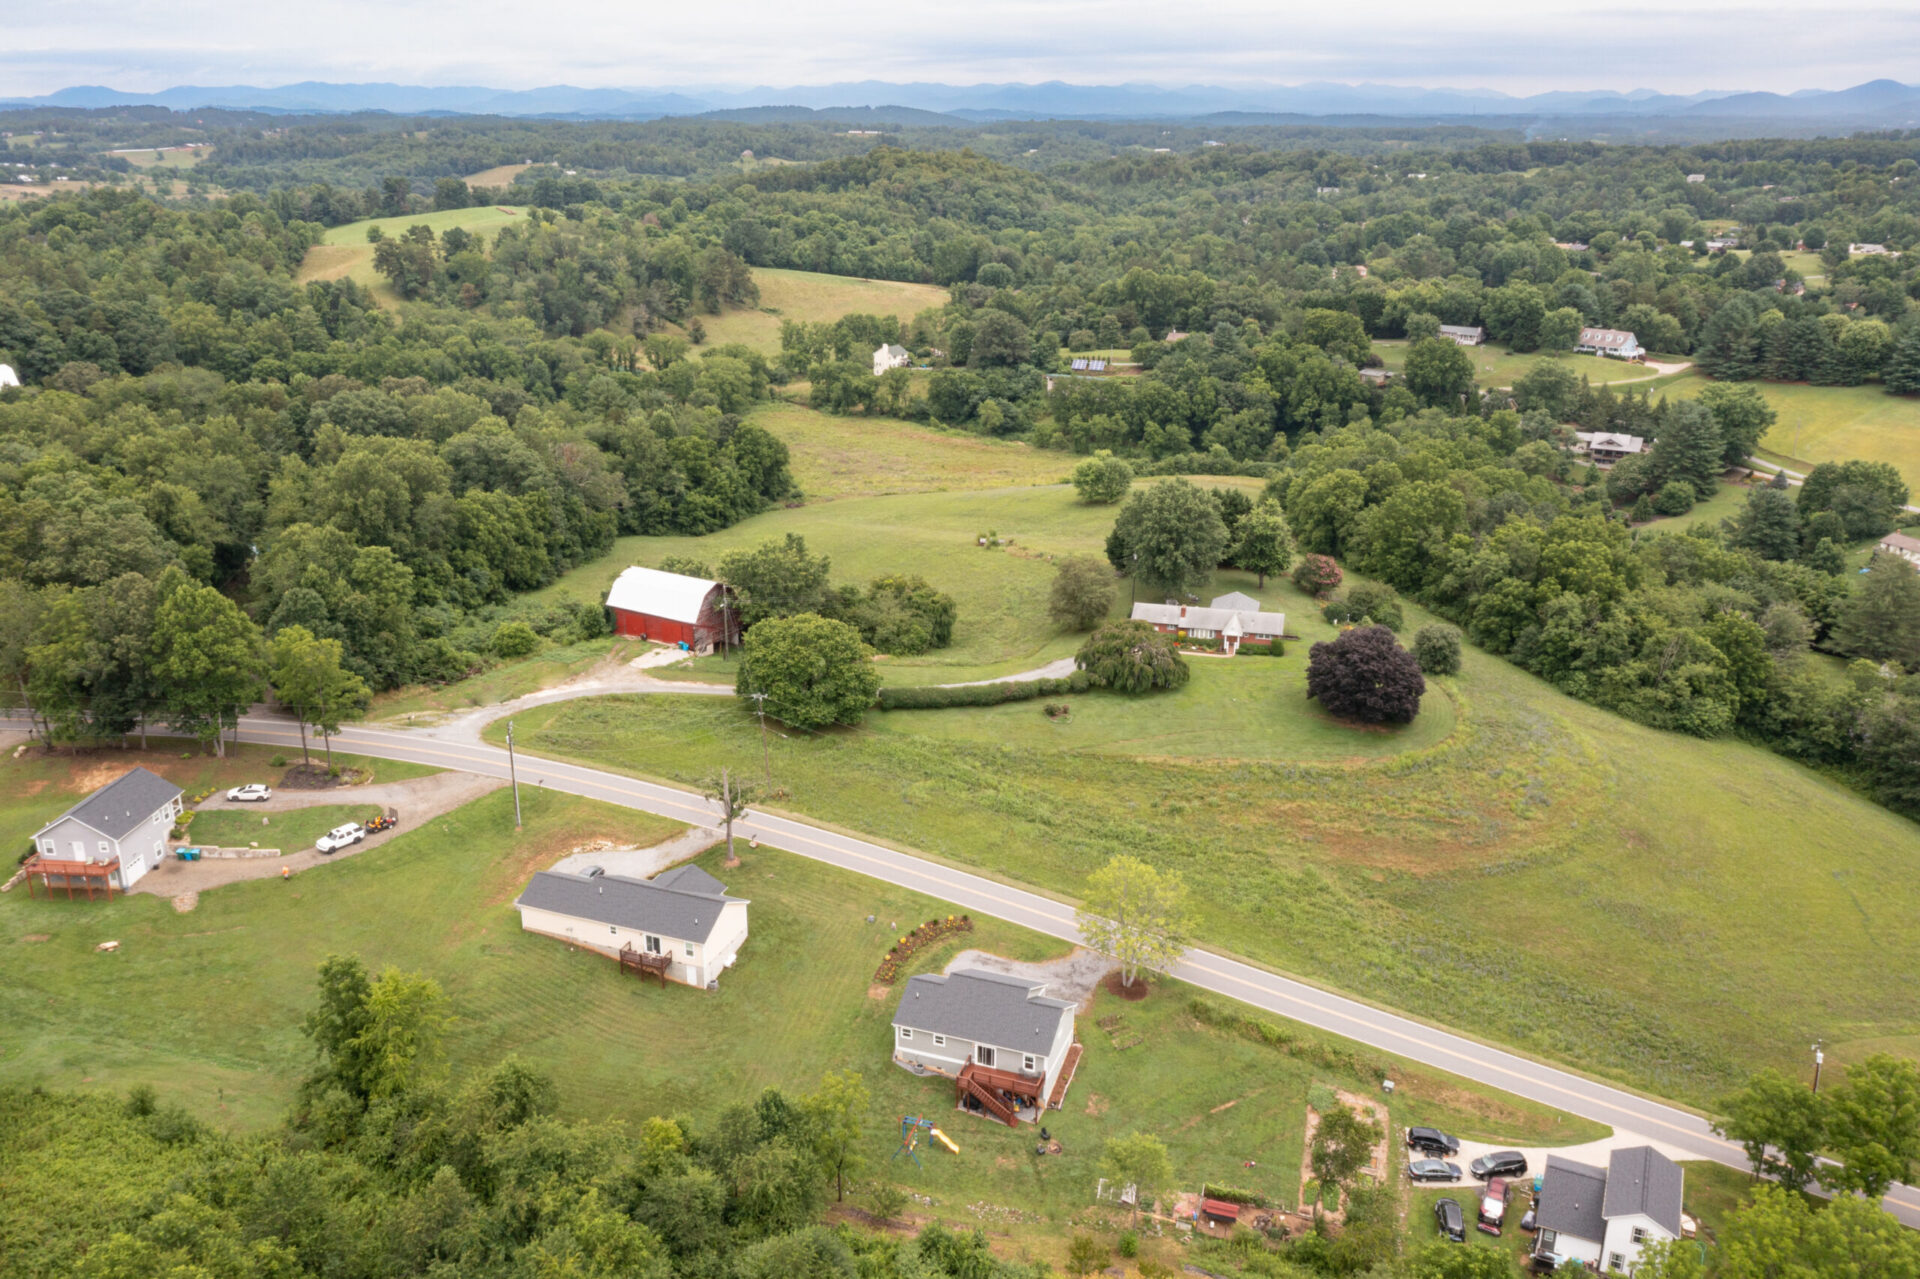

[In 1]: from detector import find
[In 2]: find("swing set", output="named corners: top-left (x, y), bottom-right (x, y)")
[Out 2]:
top-left (891, 1115), bottom-right (960, 1167)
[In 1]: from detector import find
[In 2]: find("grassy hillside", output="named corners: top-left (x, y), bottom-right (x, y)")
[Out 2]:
top-left (294, 205), bottom-right (528, 304)
top-left (760, 402), bottom-right (1070, 501)
top-left (503, 474), bottom-right (1920, 1107)
top-left (696, 267), bottom-right (949, 354)
top-left (1660, 372), bottom-right (1920, 493)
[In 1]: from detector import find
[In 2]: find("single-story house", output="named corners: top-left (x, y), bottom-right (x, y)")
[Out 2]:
top-left (28, 766), bottom-right (183, 898)
top-left (1358, 367), bottom-right (1393, 385)
top-left (1575, 328), bottom-right (1644, 359)
top-left (514, 863), bottom-right (749, 989)
top-left (1573, 431), bottom-right (1647, 464)
top-left (892, 968), bottom-right (1081, 1125)
top-left (1533, 1147), bottom-right (1684, 1274)
top-left (1686, 173), bottom-right (1706, 183)
top-left (605, 566), bottom-right (740, 651)
top-left (1130, 592), bottom-right (1285, 655)
top-left (1876, 531), bottom-right (1920, 566)
top-left (1850, 242), bottom-right (1897, 257)
top-left (1437, 324), bottom-right (1485, 346)
top-left (1705, 237), bottom-right (1739, 252)
top-left (872, 343), bottom-right (911, 376)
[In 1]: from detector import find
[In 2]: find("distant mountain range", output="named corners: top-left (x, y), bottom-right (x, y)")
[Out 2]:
top-left (5, 78), bottom-right (1920, 129)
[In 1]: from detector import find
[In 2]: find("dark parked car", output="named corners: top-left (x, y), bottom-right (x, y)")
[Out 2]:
top-left (1470, 1151), bottom-right (1529, 1180)
top-left (1409, 1159), bottom-right (1463, 1183)
top-left (1407, 1126), bottom-right (1461, 1157)
top-left (1434, 1197), bottom-right (1466, 1242)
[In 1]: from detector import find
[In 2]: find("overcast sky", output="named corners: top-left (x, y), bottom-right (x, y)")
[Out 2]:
top-left (3, 1), bottom-right (1913, 96)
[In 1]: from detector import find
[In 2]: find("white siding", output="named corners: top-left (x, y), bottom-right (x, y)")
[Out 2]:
top-left (1600, 1214), bottom-right (1672, 1273)
top-left (515, 903), bottom-right (734, 989)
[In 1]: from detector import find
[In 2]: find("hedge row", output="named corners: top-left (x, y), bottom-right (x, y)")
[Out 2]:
top-left (876, 670), bottom-right (1093, 710)
top-left (1200, 1183), bottom-right (1273, 1208)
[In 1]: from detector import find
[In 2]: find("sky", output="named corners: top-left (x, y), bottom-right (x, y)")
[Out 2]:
top-left (2, 0), bottom-right (1914, 97)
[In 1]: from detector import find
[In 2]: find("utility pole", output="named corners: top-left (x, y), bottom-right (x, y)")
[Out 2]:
top-left (506, 718), bottom-right (523, 829)
top-left (1812, 1041), bottom-right (1825, 1094)
top-left (749, 691), bottom-right (772, 787)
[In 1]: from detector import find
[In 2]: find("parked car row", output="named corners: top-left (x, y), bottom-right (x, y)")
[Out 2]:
top-left (1408, 1130), bottom-right (1531, 1243)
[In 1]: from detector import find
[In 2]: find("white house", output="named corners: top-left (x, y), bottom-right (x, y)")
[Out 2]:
top-left (514, 864), bottom-right (749, 990)
top-left (1685, 173), bottom-right (1706, 183)
top-left (1573, 431), bottom-right (1647, 464)
top-left (1575, 327), bottom-right (1644, 359)
top-left (1534, 1147), bottom-right (1684, 1274)
top-left (1131, 592), bottom-right (1285, 655)
top-left (1876, 531), bottom-right (1920, 566)
top-left (872, 343), bottom-right (911, 377)
top-left (0, 364), bottom-right (19, 388)
top-left (892, 968), bottom-right (1082, 1125)
top-left (29, 766), bottom-right (183, 897)
top-left (1437, 324), bottom-right (1485, 346)
top-left (1849, 242), bottom-right (1898, 257)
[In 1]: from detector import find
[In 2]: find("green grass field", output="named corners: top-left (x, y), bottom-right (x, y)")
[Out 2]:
top-left (294, 206), bottom-right (529, 305)
top-left (1373, 340), bottom-right (1675, 387)
top-left (695, 267), bottom-right (950, 355)
top-left (1660, 372), bottom-right (1920, 493)
top-left (495, 470), bottom-right (1920, 1108)
top-left (760, 402), bottom-right (1071, 501)
top-left (371, 637), bottom-right (633, 720)
top-left (184, 804), bottom-right (374, 854)
top-left (118, 148), bottom-right (205, 170)
top-left (0, 782), bottom-right (1598, 1237)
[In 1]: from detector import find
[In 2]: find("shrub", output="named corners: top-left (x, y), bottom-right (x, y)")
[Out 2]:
top-left (269, 754), bottom-right (288, 768)
top-left (491, 621), bottom-right (540, 658)
top-left (1072, 451), bottom-right (1134, 504)
top-left (835, 575), bottom-right (958, 655)
top-left (657, 555), bottom-right (711, 578)
top-left (875, 672), bottom-right (1089, 710)
top-left (1321, 582), bottom-right (1402, 631)
top-left (869, 1184), bottom-right (908, 1221)
top-left (1118, 1232), bottom-right (1140, 1259)
top-left (1291, 553), bottom-right (1343, 597)
top-left (1049, 554), bottom-right (1116, 631)
top-left (1412, 624), bottom-right (1463, 675)
top-left (1305, 625), bottom-right (1425, 723)
top-left (1654, 480), bottom-right (1697, 516)
top-left (737, 613), bottom-right (882, 729)
top-left (1076, 620), bottom-right (1190, 694)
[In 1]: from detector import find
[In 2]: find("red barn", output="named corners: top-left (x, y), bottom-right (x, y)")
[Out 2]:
top-left (605, 567), bottom-right (740, 651)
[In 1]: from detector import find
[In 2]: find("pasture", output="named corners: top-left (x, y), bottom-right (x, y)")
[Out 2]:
top-left (462, 162), bottom-right (532, 187)
top-left (759, 402), bottom-right (1071, 500)
top-left (1660, 372), bottom-right (1920, 493)
top-left (501, 463), bottom-right (1920, 1107)
top-left (116, 147), bottom-right (206, 170)
top-left (0, 781), bottom-right (1596, 1238)
top-left (294, 205), bottom-right (528, 304)
top-left (696, 266), bottom-right (950, 355)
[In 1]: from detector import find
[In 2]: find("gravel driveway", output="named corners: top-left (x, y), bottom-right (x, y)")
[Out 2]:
top-left (943, 946), bottom-right (1115, 1008)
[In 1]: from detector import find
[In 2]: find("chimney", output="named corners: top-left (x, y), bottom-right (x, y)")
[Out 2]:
top-left (1179, 605), bottom-right (1187, 620)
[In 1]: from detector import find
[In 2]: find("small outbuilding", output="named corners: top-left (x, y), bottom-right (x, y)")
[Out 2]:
top-left (1875, 531), bottom-right (1920, 566)
top-left (604, 566), bottom-right (740, 651)
top-left (28, 767), bottom-right (184, 898)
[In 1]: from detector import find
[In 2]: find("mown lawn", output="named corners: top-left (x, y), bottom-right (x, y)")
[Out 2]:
top-left (0, 783), bottom-right (1596, 1236)
top-left (1660, 372), bottom-right (1920, 493)
top-left (186, 805), bottom-right (376, 854)
top-left (371, 637), bottom-right (632, 721)
top-left (695, 267), bottom-right (950, 355)
top-left (1372, 340), bottom-right (1673, 387)
top-left (758, 403), bottom-right (1071, 501)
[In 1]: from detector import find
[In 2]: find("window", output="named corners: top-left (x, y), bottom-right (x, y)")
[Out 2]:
top-left (1023, 1054), bottom-right (1036, 1072)
top-left (645, 935), bottom-right (662, 954)
top-left (98, 841), bottom-right (109, 854)
top-left (610, 926), bottom-right (618, 935)
top-left (685, 943), bottom-right (695, 957)
top-left (900, 1028), bottom-right (913, 1041)
top-left (976, 1047), bottom-right (995, 1068)
top-left (1631, 1227), bottom-right (1648, 1245)
top-left (1608, 1255), bottom-right (1626, 1274)
top-left (932, 1034), bottom-right (946, 1047)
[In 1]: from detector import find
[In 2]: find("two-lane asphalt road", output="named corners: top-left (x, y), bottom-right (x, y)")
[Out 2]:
top-left (19, 709), bottom-right (1920, 1225)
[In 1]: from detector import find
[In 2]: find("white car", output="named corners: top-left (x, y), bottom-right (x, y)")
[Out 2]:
top-left (315, 823), bottom-right (365, 855)
top-left (226, 783), bottom-right (273, 802)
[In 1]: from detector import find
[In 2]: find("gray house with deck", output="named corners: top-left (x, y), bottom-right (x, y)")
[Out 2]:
top-left (29, 767), bottom-right (183, 896)
top-left (891, 969), bottom-right (1082, 1125)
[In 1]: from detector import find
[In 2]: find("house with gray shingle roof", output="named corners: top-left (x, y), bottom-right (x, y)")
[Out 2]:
top-left (1130, 592), bottom-right (1285, 655)
top-left (1533, 1147), bottom-right (1684, 1273)
top-left (514, 865), bottom-right (749, 989)
top-left (31, 766), bottom-right (183, 893)
top-left (892, 969), bottom-right (1078, 1117)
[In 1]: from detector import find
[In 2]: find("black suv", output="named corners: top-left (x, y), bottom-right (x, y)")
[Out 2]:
top-left (1434, 1197), bottom-right (1466, 1242)
top-left (1469, 1151), bottom-right (1529, 1180)
top-left (1406, 1126), bottom-right (1461, 1157)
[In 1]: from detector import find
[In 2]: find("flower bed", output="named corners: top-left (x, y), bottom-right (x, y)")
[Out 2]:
top-left (873, 914), bottom-right (974, 984)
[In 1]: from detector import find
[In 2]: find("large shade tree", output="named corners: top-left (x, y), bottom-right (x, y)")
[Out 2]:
top-left (1105, 478), bottom-right (1231, 601)
top-left (1074, 855), bottom-right (1194, 990)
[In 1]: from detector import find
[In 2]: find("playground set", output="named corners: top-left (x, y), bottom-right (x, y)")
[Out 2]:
top-left (891, 1115), bottom-right (960, 1168)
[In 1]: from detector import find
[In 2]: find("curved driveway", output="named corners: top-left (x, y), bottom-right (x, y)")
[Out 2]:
top-left (14, 708), bottom-right (1920, 1226)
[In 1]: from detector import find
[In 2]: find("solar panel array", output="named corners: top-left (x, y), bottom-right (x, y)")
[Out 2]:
top-left (1070, 358), bottom-right (1088, 370)
top-left (1088, 359), bottom-right (1108, 371)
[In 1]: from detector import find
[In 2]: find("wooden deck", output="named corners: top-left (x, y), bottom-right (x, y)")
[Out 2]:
top-left (22, 856), bottom-right (118, 900)
top-left (618, 943), bottom-right (674, 986)
top-left (956, 1056), bottom-right (1050, 1128)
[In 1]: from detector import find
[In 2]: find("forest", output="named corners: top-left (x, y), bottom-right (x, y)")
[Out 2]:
top-left (0, 113), bottom-right (1917, 815)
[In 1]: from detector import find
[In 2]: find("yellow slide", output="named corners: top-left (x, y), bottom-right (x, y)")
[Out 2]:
top-left (928, 1127), bottom-right (960, 1153)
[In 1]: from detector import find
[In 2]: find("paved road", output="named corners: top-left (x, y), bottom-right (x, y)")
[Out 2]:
top-left (15, 710), bottom-right (1920, 1225)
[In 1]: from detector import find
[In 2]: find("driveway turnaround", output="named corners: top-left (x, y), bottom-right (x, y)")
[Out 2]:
top-left (15, 710), bottom-right (1920, 1228)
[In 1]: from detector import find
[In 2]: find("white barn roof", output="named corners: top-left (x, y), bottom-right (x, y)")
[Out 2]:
top-left (605, 566), bottom-right (721, 624)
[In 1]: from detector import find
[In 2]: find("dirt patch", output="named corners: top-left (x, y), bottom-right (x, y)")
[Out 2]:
top-left (171, 892), bottom-right (198, 913)
top-left (22, 933), bottom-right (49, 943)
top-left (279, 763), bottom-right (368, 790)
top-left (69, 759), bottom-right (138, 793)
top-left (1102, 971), bottom-right (1151, 1001)
top-left (18, 779), bottom-right (46, 796)
top-left (1083, 1092), bottom-right (1108, 1117)
top-left (944, 946), bottom-right (1114, 1009)
top-left (1298, 1088), bottom-right (1392, 1223)
top-left (868, 983), bottom-right (892, 1001)
top-left (1211, 1097), bottom-right (1241, 1114)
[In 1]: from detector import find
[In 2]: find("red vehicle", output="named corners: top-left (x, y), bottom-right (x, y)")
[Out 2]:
top-left (1478, 1176), bottom-right (1509, 1235)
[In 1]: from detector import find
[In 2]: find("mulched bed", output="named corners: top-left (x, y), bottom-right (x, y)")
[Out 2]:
top-left (278, 764), bottom-right (367, 790)
top-left (1102, 971), bottom-right (1151, 1001)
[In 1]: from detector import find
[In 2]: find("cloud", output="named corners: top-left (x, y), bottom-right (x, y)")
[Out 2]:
top-left (0, 1), bottom-right (1913, 96)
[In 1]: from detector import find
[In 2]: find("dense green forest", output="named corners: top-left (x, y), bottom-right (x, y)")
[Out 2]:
top-left (0, 112), bottom-right (1917, 815)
